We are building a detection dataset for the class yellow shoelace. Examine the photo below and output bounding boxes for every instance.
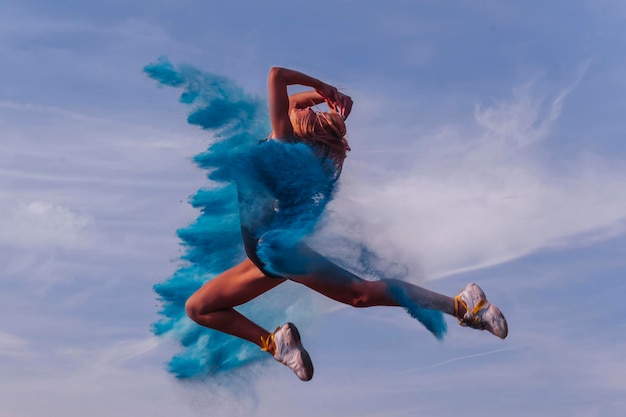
[260,332,276,355]
[454,295,487,328]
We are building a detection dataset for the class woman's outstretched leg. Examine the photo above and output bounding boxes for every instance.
[284,245,507,339]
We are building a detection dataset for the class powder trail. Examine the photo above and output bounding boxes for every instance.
[145,58,445,379]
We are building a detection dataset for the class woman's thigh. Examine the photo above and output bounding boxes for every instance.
[285,245,390,307]
[187,258,286,314]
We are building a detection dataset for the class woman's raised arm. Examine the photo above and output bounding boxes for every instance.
[268,67,352,138]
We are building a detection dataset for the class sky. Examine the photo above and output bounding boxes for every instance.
[1,0,626,416]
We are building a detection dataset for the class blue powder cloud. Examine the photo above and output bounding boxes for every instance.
[145,57,274,378]
[145,58,445,379]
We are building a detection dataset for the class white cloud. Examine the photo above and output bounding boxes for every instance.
[0,98,205,260]
[474,80,562,147]
[475,59,591,148]
[329,67,626,280]
[0,330,29,357]
[58,337,162,372]
[0,363,195,417]
[0,199,89,248]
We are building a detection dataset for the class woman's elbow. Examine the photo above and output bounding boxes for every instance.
[268,66,285,82]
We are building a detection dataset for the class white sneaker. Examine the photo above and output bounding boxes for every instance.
[266,323,314,381]
[455,283,508,339]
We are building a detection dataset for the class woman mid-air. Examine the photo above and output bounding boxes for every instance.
[184,67,508,382]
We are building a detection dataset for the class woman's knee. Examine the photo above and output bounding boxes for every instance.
[185,294,214,323]
[184,296,198,322]
[348,281,379,308]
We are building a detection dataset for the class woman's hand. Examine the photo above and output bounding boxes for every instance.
[316,83,353,120]
[333,91,353,120]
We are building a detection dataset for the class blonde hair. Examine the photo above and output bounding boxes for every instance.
[289,109,351,168]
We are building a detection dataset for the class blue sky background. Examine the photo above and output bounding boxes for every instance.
[1,0,625,416]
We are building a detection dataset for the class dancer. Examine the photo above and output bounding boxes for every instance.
[184,67,508,382]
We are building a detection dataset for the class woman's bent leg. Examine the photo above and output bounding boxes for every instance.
[185,259,286,348]
[185,258,316,380]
